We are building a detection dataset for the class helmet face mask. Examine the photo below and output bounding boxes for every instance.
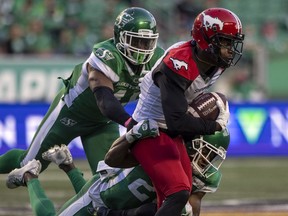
[192,8,245,68]
[192,138,226,178]
[117,29,159,64]
[210,33,244,67]
[114,7,159,65]
[190,128,230,178]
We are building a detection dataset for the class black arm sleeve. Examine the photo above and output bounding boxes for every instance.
[154,66,217,138]
[93,86,130,126]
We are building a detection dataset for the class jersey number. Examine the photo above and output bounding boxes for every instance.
[128,179,154,202]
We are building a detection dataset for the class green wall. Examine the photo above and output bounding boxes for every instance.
[267,55,288,99]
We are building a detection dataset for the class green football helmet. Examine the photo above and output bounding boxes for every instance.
[190,128,230,178]
[114,7,159,65]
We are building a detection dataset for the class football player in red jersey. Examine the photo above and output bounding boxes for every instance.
[119,7,244,216]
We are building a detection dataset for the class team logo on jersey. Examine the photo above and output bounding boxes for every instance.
[115,12,134,28]
[170,57,188,71]
[95,48,114,60]
[60,117,77,127]
[202,12,224,31]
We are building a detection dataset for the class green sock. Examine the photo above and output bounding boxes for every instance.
[27,179,56,216]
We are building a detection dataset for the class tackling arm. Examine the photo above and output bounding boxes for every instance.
[105,134,139,168]
[105,119,160,168]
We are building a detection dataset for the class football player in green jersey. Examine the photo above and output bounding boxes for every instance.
[185,128,230,216]
[6,119,159,216]
[0,7,165,186]
[105,126,230,216]
[6,119,230,216]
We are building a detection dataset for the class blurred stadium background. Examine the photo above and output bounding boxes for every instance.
[1,0,288,215]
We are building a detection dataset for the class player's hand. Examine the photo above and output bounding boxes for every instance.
[126,119,159,143]
[215,100,230,131]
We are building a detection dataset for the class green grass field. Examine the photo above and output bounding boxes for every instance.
[0,157,288,216]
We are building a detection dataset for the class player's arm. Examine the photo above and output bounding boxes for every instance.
[105,119,159,168]
[189,192,206,216]
[153,65,222,137]
[105,135,139,168]
[87,63,131,127]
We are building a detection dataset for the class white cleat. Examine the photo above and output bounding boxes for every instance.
[6,159,41,189]
[42,144,73,166]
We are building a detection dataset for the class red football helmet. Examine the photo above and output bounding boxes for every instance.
[191,8,245,67]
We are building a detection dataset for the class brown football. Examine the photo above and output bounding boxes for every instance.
[188,92,227,120]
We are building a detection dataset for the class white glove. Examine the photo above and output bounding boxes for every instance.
[216,100,230,131]
[126,119,159,143]
[181,202,193,216]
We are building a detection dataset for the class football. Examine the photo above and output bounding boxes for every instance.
[188,92,227,120]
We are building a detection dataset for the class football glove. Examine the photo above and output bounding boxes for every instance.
[126,119,159,143]
[215,100,230,131]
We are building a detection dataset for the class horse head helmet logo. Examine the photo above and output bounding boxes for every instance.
[202,12,224,31]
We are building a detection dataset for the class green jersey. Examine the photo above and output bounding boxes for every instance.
[89,165,221,210]
[34,163,221,216]
[62,38,164,123]
[89,165,156,210]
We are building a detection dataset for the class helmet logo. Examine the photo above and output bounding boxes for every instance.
[202,12,224,31]
[170,57,188,70]
[116,12,134,28]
